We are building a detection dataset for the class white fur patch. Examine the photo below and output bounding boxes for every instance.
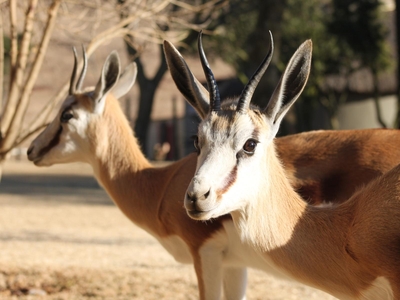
[360,277,393,300]
[156,235,193,264]
[220,220,293,281]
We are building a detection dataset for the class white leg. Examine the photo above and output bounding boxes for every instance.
[195,245,224,300]
[222,267,247,300]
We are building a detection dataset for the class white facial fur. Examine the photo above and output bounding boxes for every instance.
[185,109,272,220]
[174,37,312,221]
[27,95,97,166]
[28,51,137,168]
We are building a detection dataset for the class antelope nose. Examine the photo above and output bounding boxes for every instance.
[27,145,33,156]
[186,189,210,209]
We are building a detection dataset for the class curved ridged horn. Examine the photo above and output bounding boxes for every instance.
[198,31,221,112]
[69,46,88,95]
[236,31,274,113]
[69,47,79,95]
[75,45,88,91]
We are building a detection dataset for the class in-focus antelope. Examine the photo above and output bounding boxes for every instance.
[27,45,400,300]
[180,32,400,299]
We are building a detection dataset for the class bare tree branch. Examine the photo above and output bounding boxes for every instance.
[2,0,38,137]
[92,0,171,44]
[169,0,225,13]
[8,0,18,82]
[0,11,4,117]
[2,0,61,152]
[0,0,228,159]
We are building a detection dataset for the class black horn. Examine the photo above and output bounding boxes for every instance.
[198,31,221,112]
[236,31,274,113]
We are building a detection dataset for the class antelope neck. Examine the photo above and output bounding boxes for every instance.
[231,143,307,251]
[232,142,362,296]
[88,101,162,233]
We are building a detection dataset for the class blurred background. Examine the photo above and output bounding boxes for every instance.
[0,1,397,298]
[0,0,398,162]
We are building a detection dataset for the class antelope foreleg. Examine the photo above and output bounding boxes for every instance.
[222,267,247,300]
[193,248,223,300]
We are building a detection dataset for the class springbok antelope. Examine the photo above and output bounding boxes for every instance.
[27,46,400,300]
[180,32,400,299]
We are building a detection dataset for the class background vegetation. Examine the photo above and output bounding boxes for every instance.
[0,0,396,160]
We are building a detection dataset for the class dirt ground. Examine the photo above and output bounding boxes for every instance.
[0,159,337,300]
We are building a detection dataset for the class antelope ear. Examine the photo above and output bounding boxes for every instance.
[264,40,312,138]
[112,62,137,99]
[163,40,210,119]
[92,51,121,114]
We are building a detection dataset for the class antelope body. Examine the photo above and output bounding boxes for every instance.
[28,46,400,299]
[179,32,400,299]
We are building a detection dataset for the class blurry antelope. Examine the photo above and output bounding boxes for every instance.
[179,31,400,299]
[27,43,400,299]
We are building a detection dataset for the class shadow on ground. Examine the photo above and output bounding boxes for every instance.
[0,173,112,206]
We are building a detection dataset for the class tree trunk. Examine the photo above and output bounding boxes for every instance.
[125,43,168,154]
[395,0,400,128]
[372,70,387,128]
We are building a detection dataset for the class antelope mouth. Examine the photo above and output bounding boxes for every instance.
[27,153,46,166]
[27,153,40,163]
[27,145,42,165]
[185,192,223,221]
[187,207,217,221]
[31,156,43,166]
[187,209,210,220]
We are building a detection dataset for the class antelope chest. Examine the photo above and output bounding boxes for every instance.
[219,220,294,281]
[156,235,193,264]
[358,276,393,300]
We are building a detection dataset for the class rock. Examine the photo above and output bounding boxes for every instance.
[28,288,47,296]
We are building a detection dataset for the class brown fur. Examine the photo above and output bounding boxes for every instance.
[31,92,400,299]
[276,129,400,204]
[93,96,400,298]
[262,142,400,298]
[205,109,400,298]
[164,36,400,298]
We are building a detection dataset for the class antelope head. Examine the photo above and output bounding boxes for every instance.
[164,32,312,220]
[27,48,137,166]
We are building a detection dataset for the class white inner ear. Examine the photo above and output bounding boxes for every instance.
[269,119,281,140]
[93,93,107,115]
[112,63,137,99]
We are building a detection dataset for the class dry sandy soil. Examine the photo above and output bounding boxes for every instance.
[0,159,337,300]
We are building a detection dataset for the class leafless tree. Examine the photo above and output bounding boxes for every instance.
[0,0,224,173]
[119,0,228,154]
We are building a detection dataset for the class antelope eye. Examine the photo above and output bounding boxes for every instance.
[193,135,200,153]
[243,139,258,154]
[60,110,73,123]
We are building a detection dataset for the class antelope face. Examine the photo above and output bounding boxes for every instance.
[185,109,271,220]
[27,47,137,167]
[27,93,96,166]
[165,31,312,221]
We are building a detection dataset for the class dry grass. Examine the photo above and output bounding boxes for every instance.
[0,160,336,300]
[0,265,200,299]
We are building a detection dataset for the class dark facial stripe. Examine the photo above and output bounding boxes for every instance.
[62,99,78,113]
[38,126,63,158]
[216,165,238,198]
